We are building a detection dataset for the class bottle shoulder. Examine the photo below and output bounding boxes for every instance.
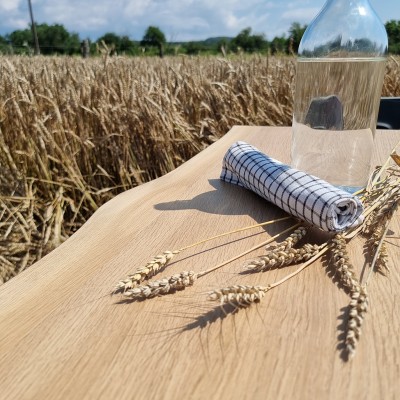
[299,0,388,57]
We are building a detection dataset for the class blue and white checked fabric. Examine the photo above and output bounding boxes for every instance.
[220,141,364,232]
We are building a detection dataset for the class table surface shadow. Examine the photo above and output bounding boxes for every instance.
[1,126,399,400]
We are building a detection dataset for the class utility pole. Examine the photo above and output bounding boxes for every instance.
[27,0,40,55]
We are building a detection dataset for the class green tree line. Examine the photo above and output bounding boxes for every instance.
[1,20,400,56]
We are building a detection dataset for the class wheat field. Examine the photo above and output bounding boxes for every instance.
[1,54,399,284]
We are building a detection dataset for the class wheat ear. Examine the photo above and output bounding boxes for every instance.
[208,285,270,307]
[346,286,368,359]
[365,197,398,281]
[266,226,307,251]
[331,234,360,292]
[123,271,196,299]
[246,243,321,272]
[113,250,179,294]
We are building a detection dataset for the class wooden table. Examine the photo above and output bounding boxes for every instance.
[1,127,399,400]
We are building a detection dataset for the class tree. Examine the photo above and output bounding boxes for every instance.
[230,27,267,53]
[270,36,288,55]
[385,20,400,54]
[141,26,166,57]
[183,41,207,55]
[119,35,138,55]
[97,32,121,55]
[288,22,308,53]
[96,33,138,55]
[0,35,10,53]
[36,23,79,54]
[7,29,32,54]
[7,23,80,55]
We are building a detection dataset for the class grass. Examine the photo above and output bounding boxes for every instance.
[1,54,400,284]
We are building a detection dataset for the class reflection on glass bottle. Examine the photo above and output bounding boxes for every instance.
[291,0,388,192]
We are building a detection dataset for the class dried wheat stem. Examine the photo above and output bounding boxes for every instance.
[361,184,399,222]
[370,139,400,187]
[363,197,398,285]
[208,285,270,306]
[197,223,301,278]
[346,285,369,359]
[376,242,390,274]
[123,270,196,299]
[363,188,400,233]
[178,216,291,252]
[364,221,391,286]
[366,226,390,272]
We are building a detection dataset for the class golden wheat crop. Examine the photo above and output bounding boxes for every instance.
[1,54,399,284]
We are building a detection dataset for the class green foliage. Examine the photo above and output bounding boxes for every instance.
[120,35,139,55]
[288,22,307,53]
[230,27,268,53]
[386,20,400,54]
[270,36,288,55]
[97,33,138,55]
[7,23,80,55]
[0,35,10,53]
[5,18,400,57]
[38,24,72,54]
[182,41,208,55]
[7,29,32,54]
[141,26,166,57]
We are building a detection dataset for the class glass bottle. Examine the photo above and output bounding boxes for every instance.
[291,0,388,192]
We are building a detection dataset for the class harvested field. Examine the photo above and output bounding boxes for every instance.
[1,54,400,283]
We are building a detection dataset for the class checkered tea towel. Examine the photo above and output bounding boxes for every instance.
[220,141,364,232]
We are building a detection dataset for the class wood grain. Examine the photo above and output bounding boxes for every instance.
[1,127,399,400]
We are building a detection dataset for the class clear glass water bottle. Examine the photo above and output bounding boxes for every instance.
[291,0,388,192]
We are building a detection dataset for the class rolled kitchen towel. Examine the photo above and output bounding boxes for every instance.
[220,141,364,232]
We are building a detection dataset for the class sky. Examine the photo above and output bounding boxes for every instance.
[0,0,398,42]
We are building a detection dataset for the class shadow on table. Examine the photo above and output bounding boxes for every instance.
[154,178,287,222]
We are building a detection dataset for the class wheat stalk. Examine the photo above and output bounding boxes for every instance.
[366,228,390,275]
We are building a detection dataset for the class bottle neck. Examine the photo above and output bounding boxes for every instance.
[317,0,374,23]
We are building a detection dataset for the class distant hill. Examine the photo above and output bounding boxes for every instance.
[170,37,233,46]
[203,37,233,45]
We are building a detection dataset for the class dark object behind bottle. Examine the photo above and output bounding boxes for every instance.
[377,97,400,129]
[305,95,344,130]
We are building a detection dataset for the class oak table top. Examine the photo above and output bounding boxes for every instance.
[1,127,399,400]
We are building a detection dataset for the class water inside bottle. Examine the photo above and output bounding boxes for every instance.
[291,58,386,192]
